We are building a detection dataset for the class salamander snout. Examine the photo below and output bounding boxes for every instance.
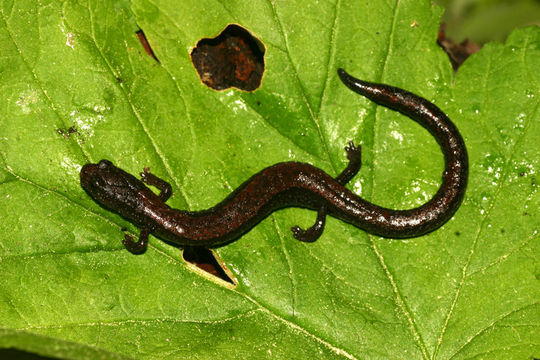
[80,163,98,191]
[80,160,116,195]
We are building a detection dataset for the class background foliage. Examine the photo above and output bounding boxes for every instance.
[436,0,540,44]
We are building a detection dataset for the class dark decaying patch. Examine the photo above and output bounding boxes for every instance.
[182,246,235,284]
[191,24,265,91]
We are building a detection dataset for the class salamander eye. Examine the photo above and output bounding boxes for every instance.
[98,160,113,169]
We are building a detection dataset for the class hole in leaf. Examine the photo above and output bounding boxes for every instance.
[182,247,234,285]
[136,29,159,62]
[191,24,265,91]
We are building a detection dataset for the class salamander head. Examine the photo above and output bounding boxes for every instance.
[80,159,140,210]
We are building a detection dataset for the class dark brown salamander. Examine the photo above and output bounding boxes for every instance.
[80,68,468,253]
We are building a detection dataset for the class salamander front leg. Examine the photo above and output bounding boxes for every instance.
[122,228,149,254]
[291,142,362,242]
[140,167,172,201]
[336,141,362,184]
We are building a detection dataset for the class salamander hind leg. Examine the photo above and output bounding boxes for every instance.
[122,228,150,254]
[291,205,327,242]
[140,167,172,202]
[290,141,362,242]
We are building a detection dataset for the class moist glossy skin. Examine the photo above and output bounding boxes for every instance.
[80,68,468,253]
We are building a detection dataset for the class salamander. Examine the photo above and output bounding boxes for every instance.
[80,68,468,253]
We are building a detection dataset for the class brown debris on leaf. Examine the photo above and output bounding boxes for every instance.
[438,23,481,71]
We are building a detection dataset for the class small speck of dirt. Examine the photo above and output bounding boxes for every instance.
[56,126,77,139]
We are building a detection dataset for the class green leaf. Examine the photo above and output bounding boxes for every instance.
[1,0,538,359]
